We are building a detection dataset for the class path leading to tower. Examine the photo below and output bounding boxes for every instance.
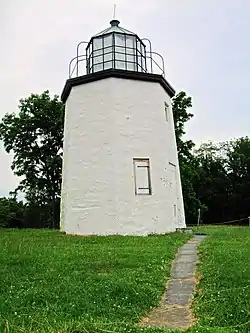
[139,234,207,331]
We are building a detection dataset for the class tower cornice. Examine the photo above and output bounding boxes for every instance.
[61,69,175,103]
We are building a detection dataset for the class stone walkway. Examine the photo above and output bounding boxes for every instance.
[139,235,206,331]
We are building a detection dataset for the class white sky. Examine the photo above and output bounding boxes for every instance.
[1,0,250,196]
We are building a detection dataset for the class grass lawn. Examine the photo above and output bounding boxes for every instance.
[0,229,190,333]
[1,227,250,333]
[189,226,250,333]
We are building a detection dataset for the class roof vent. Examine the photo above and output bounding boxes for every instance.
[110,19,120,27]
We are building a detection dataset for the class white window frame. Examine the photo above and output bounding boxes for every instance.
[133,158,152,195]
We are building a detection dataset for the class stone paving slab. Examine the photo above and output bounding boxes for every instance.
[165,279,195,306]
[139,234,207,331]
[180,243,197,250]
[178,248,196,255]
[175,254,198,263]
[172,261,196,279]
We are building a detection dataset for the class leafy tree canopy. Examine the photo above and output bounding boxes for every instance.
[0,91,64,228]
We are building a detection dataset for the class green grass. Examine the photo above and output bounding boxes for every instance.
[0,229,190,333]
[188,226,250,333]
[1,227,250,333]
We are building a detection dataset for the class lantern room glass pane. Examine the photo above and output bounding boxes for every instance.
[104,46,112,54]
[103,35,112,48]
[126,35,136,48]
[127,54,135,63]
[93,38,102,50]
[116,53,125,61]
[115,34,126,47]
[115,46,124,53]
[104,52,112,62]
[115,61,126,70]
[127,62,136,71]
[93,63,103,72]
[93,55,102,65]
[127,48,135,55]
[93,49,102,56]
[104,61,112,70]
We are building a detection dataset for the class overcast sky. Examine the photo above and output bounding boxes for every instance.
[1,0,250,197]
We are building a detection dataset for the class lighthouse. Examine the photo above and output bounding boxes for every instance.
[60,19,186,235]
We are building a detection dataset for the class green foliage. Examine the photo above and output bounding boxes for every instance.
[172,91,194,161]
[172,91,202,224]
[0,229,190,333]
[191,227,250,333]
[172,92,250,225]
[226,137,250,219]
[0,91,64,228]
[0,198,24,228]
[194,138,250,224]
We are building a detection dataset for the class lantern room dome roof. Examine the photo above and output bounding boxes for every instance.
[93,20,136,37]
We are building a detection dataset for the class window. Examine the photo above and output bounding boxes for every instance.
[133,158,152,195]
[164,102,169,121]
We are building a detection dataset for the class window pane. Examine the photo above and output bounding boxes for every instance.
[103,35,112,48]
[127,54,135,62]
[126,47,135,55]
[93,63,103,72]
[93,55,103,65]
[126,35,136,48]
[93,49,103,56]
[115,34,126,47]
[127,62,136,71]
[115,46,124,53]
[115,52,125,61]
[104,61,112,70]
[104,52,112,62]
[93,37,102,50]
[115,60,126,70]
[104,46,113,54]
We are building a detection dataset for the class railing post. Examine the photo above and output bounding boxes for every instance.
[76,41,88,77]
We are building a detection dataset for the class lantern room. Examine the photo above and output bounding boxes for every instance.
[86,19,147,74]
[68,20,166,79]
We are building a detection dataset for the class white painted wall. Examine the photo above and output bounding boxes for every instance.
[60,77,186,235]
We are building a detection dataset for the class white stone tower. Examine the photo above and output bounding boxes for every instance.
[60,19,186,235]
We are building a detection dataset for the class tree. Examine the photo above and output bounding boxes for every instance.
[172,91,203,224]
[0,91,64,228]
[192,138,250,225]
[172,91,194,162]
[0,197,25,228]
[194,142,230,224]
[225,137,250,221]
